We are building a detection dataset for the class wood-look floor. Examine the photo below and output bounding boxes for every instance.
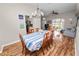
[0,36,75,56]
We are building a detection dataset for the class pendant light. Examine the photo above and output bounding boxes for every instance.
[31,4,44,17]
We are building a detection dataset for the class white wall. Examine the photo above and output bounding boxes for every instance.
[74,4,79,55]
[76,4,79,15]
[0,4,35,50]
[75,19,79,56]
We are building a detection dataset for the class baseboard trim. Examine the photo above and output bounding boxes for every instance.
[0,40,20,53]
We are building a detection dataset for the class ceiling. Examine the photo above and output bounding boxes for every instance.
[25,3,77,15]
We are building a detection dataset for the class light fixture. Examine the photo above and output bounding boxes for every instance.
[43,17,46,20]
[31,7,44,17]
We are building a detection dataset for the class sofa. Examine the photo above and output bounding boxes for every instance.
[63,28,76,38]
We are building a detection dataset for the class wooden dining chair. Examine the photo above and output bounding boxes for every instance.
[39,31,53,55]
[36,28,39,32]
[46,31,53,47]
[19,33,30,55]
[19,33,40,56]
[34,32,49,55]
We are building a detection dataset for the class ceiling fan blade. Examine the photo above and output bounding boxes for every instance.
[52,10,58,15]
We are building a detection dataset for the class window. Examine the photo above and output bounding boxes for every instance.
[52,18,64,31]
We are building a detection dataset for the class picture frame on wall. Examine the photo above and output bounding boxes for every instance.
[18,14,24,20]
[20,23,25,29]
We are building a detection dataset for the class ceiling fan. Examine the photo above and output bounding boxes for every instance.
[52,10,59,15]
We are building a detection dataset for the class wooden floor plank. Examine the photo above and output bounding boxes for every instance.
[0,36,75,56]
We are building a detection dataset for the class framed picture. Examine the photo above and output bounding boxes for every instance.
[20,23,24,29]
[18,15,24,20]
